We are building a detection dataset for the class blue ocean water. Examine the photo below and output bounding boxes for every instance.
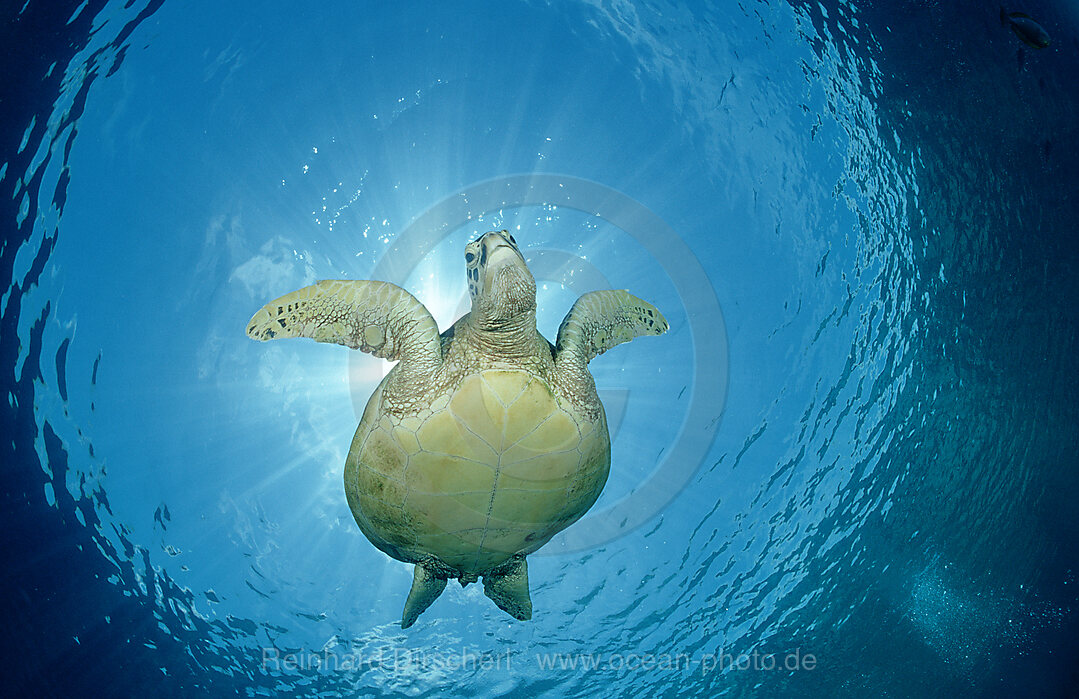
[3,0,1079,696]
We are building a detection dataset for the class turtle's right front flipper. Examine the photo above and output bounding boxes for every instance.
[247,280,442,373]
[555,289,668,366]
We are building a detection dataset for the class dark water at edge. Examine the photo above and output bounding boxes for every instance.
[788,1,1079,695]
[1,2,242,695]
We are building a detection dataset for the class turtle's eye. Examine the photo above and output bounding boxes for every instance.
[465,252,476,264]
[508,234,517,246]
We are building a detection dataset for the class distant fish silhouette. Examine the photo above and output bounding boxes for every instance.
[1000,8,1050,48]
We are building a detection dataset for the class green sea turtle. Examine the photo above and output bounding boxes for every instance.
[246,230,667,627]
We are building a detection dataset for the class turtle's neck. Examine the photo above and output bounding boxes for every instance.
[462,310,542,364]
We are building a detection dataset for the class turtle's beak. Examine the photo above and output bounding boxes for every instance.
[487,243,522,266]
[480,232,526,274]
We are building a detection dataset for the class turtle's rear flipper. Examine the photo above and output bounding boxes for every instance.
[483,557,533,621]
[401,563,447,629]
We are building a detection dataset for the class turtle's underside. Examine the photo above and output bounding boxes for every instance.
[247,230,667,627]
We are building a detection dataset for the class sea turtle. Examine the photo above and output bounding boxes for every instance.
[1000,8,1050,49]
[246,230,667,627]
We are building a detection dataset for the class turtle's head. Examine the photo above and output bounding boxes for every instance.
[464,230,536,327]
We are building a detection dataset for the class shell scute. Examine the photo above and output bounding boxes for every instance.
[415,409,497,462]
[405,453,495,494]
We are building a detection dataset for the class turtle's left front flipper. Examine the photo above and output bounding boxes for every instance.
[554,290,668,367]
[246,280,442,377]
